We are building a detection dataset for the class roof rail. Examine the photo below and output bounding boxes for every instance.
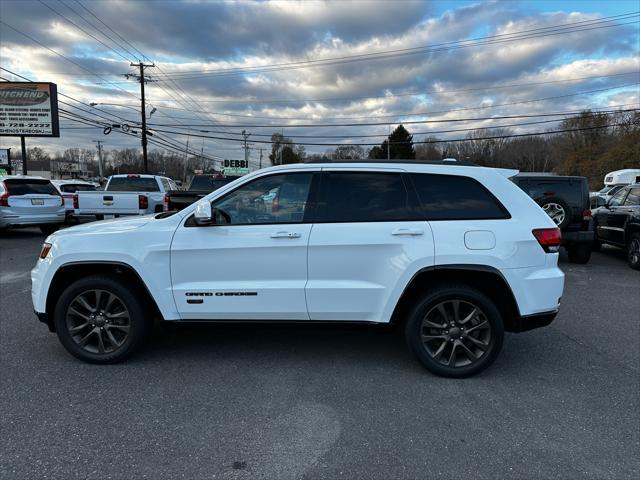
[303,159,480,167]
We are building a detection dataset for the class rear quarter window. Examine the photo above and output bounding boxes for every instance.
[4,179,58,195]
[410,174,509,220]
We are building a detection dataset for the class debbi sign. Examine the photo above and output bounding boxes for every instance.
[223,159,250,176]
[0,82,60,137]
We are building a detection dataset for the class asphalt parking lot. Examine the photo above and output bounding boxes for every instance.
[1,226,638,480]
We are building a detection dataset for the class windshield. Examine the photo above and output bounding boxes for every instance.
[107,177,159,192]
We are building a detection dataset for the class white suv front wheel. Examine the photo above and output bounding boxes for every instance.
[405,285,504,378]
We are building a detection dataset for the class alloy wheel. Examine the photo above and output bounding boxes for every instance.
[420,300,492,368]
[65,289,131,354]
[542,203,566,226]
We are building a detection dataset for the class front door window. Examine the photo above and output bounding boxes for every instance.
[211,173,312,225]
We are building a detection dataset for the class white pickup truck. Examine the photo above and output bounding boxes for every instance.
[74,174,178,219]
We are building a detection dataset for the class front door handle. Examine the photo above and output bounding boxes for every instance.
[270,231,301,238]
[391,228,424,236]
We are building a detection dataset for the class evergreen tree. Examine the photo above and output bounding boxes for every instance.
[368,125,415,160]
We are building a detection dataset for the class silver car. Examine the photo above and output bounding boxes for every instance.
[0,176,65,234]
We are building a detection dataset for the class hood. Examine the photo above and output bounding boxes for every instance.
[48,215,152,240]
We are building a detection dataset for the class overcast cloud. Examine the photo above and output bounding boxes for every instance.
[0,0,638,167]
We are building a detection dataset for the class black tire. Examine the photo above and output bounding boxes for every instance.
[404,284,504,378]
[538,196,571,229]
[39,224,59,235]
[53,274,151,363]
[95,214,104,221]
[627,233,640,270]
[567,243,592,264]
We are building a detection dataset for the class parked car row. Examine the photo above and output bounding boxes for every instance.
[3,168,638,270]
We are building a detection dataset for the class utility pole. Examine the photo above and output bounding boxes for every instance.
[93,140,104,180]
[259,148,263,169]
[129,62,154,173]
[241,130,251,167]
[387,124,391,161]
[21,136,27,175]
[182,134,190,183]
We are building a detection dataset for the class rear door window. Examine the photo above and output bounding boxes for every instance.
[411,174,509,220]
[4,179,58,195]
[107,177,160,192]
[317,172,415,222]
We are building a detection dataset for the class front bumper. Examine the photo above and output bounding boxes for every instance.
[510,309,558,333]
[36,311,55,332]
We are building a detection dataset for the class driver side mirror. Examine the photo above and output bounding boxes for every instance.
[194,201,230,226]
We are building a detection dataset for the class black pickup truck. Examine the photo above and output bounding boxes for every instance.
[166,174,240,211]
[592,184,640,270]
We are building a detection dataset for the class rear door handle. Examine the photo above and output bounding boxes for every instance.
[270,231,301,238]
[391,228,424,236]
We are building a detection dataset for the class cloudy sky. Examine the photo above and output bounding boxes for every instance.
[0,0,638,169]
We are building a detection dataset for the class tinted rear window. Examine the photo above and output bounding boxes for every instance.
[411,174,509,220]
[318,172,414,222]
[515,177,586,207]
[190,176,235,191]
[5,179,57,195]
[60,184,96,193]
[107,177,159,192]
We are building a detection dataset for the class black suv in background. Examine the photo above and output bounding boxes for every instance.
[512,175,593,263]
[166,174,240,211]
[592,184,640,270]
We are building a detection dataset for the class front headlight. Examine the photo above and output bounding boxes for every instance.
[39,242,52,259]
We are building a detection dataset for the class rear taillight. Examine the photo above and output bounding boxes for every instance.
[163,194,169,211]
[138,194,148,210]
[73,193,79,209]
[582,209,592,221]
[58,193,64,206]
[0,182,8,207]
[532,228,562,253]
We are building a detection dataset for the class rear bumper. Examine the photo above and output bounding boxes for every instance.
[0,212,65,227]
[510,309,558,333]
[563,230,593,245]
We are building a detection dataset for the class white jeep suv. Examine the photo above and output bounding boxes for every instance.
[32,162,564,377]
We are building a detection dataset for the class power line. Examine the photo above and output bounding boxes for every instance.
[146,108,639,129]
[145,121,638,147]
[147,82,640,122]
[0,20,139,100]
[122,13,640,81]
[148,71,640,106]
[141,109,637,139]
[36,0,134,62]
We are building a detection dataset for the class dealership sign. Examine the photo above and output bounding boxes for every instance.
[0,82,60,137]
[223,159,250,176]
